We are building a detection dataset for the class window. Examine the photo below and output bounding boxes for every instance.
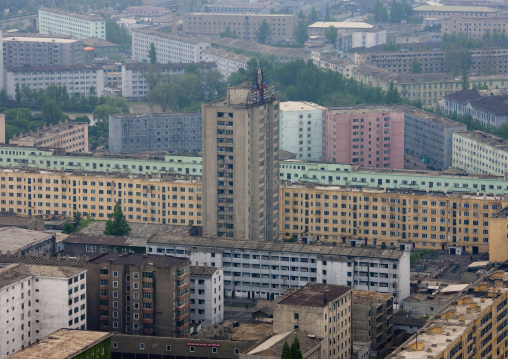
[166,345,171,351]
[212,348,218,353]
[113,342,118,349]
[190,347,195,352]
[140,343,145,350]
[294,313,299,320]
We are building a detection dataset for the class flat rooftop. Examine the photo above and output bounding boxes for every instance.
[78,221,192,239]
[454,130,508,150]
[277,284,351,307]
[12,122,87,141]
[327,104,407,115]
[0,227,53,254]
[247,330,324,355]
[353,289,393,302]
[63,234,146,248]
[280,101,326,112]
[309,21,373,29]
[4,36,79,43]
[88,253,188,268]
[0,263,84,288]
[7,329,111,359]
[39,7,104,21]
[413,4,498,12]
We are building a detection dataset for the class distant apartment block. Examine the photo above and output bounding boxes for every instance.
[85,253,191,337]
[183,13,297,42]
[0,32,3,90]
[442,14,508,38]
[38,8,106,40]
[413,4,499,18]
[121,62,217,99]
[2,35,84,67]
[444,89,508,127]
[0,263,87,358]
[402,105,466,169]
[312,51,358,78]
[322,105,404,169]
[10,121,88,153]
[308,21,374,37]
[126,6,166,17]
[452,131,508,175]
[132,27,210,64]
[109,113,202,154]
[279,101,325,161]
[337,29,387,52]
[5,64,104,98]
[190,265,224,325]
[204,3,266,14]
[202,47,250,80]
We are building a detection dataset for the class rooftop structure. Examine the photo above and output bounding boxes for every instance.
[0,253,85,268]
[278,283,351,307]
[87,252,188,267]
[190,265,218,277]
[0,227,54,255]
[78,221,195,238]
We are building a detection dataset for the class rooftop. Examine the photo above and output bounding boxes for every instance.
[247,330,324,356]
[110,112,200,119]
[413,4,499,12]
[0,227,53,254]
[277,284,351,307]
[124,61,217,71]
[78,221,193,239]
[87,253,188,268]
[0,253,85,267]
[0,263,84,288]
[11,122,87,141]
[212,37,311,59]
[203,47,252,62]
[188,12,295,17]
[327,104,407,115]
[133,27,210,44]
[191,265,218,276]
[352,289,393,302]
[399,104,467,127]
[3,36,79,44]
[7,329,111,359]
[444,89,508,115]
[39,7,104,21]
[6,64,103,72]
[454,130,508,150]
[309,21,374,29]
[63,234,146,248]
[83,37,120,47]
[280,101,326,112]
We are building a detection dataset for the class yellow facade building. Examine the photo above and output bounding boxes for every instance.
[488,208,508,262]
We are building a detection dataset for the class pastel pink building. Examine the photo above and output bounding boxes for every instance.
[323,105,404,169]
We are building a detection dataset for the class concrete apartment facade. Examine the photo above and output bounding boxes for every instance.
[442,14,508,39]
[131,27,210,64]
[2,35,84,67]
[202,82,279,241]
[280,101,325,162]
[121,62,217,99]
[126,6,166,17]
[190,266,224,325]
[273,284,352,359]
[202,47,250,80]
[322,106,404,169]
[308,22,373,37]
[0,264,87,359]
[38,8,106,40]
[5,65,104,98]
[452,131,508,175]
[109,113,202,154]
[183,13,297,42]
[85,253,191,337]
[10,121,88,153]
[147,235,410,304]
[403,105,467,170]
[413,4,499,18]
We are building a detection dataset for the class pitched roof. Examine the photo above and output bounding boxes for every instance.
[87,253,188,268]
[0,253,85,267]
[0,227,53,253]
[0,263,84,288]
[445,89,508,115]
[191,265,218,276]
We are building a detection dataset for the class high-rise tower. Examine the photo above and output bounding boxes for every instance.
[202,69,279,241]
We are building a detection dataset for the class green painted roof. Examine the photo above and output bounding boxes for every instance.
[413,5,498,12]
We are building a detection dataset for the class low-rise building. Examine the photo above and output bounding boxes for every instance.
[126,6,166,17]
[62,234,146,257]
[190,265,224,325]
[323,105,405,169]
[202,47,250,80]
[5,64,104,98]
[413,4,499,18]
[273,284,352,359]
[6,329,110,359]
[0,227,55,255]
[10,121,88,153]
[109,112,202,153]
[0,265,87,358]
[308,21,374,37]
[337,29,387,52]
[83,37,120,59]
[312,51,358,79]
[280,101,325,162]
[0,214,44,231]
[38,8,106,40]
[452,130,508,175]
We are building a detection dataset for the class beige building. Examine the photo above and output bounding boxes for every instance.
[273,284,352,359]
[10,121,88,153]
[183,13,297,43]
[202,81,279,241]
[488,207,508,263]
[442,15,508,39]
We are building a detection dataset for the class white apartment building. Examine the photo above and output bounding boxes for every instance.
[0,263,87,359]
[121,62,217,99]
[147,236,410,305]
[452,130,508,175]
[38,8,106,40]
[132,27,210,64]
[280,102,325,161]
[202,47,250,80]
[5,65,104,98]
[190,266,224,326]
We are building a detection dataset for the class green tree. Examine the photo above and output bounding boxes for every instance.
[148,42,157,64]
[324,4,333,21]
[290,337,303,359]
[308,7,318,23]
[62,221,76,234]
[461,68,469,90]
[220,26,237,38]
[15,83,21,105]
[411,57,422,73]
[325,25,338,45]
[386,82,400,103]
[281,341,291,359]
[373,0,388,23]
[297,10,306,19]
[105,18,132,51]
[104,202,131,236]
[42,99,65,125]
[294,20,309,45]
[255,20,271,44]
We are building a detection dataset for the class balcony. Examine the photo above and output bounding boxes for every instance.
[142,308,153,314]
[176,311,190,322]
[142,288,153,294]
[142,277,153,283]
[99,285,109,290]
[100,326,109,331]
[143,328,154,335]
[100,315,109,321]
[99,305,109,311]
[142,318,154,324]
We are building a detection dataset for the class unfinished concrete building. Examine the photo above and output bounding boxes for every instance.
[352,290,394,353]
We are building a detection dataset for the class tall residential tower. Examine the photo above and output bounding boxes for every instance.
[202,70,279,241]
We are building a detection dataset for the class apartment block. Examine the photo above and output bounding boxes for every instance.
[2,35,84,67]
[38,8,106,40]
[190,265,224,325]
[202,47,250,80]
[444,89,508,128]
[312,51,358,79]
[338,29,387,52]
[204,3,266,14]
[131,27,210,64]
[442,15,508,39]
[322,105,404,169]
[413,4,499,18]
[10,121,88,153]
[273,284,352,359]
[121,62,217,99]
[280,101,325,162]
[85,253,191,337]
[202,81,279,241]
[352,290,394,353]
[0,32,3,91]
[147,235,410,304]
[0,263,87,358]
[489,207,508,263]
[109,113,201,154]
[279,184,508,254]
[183,13,297,43]
[5,64,104,98]
[403,105,466,170]
[308,21,373,37]
[452,131,508,175]
[126,6,166,17]
[387,271,508,359]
